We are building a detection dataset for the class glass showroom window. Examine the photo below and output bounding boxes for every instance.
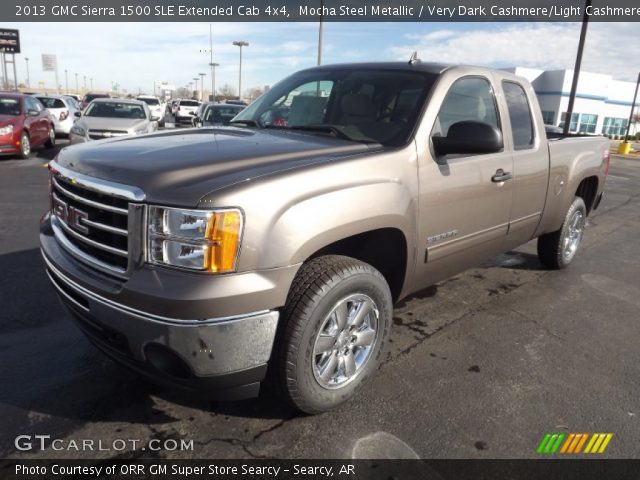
[579,114,598,133]
[560,112,579,132]
[541,111,555,125]
[602,117,628,136]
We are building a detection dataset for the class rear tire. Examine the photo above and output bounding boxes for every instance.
[537,196,587,269]
[275,255,392,414]
[45,126,56,149]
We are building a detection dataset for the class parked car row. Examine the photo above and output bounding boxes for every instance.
[0,92,56,158]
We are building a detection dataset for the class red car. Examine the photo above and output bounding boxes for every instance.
[80,92,110,111]
[0,92,55,158]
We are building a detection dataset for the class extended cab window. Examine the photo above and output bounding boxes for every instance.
[502,81,534,149]
[432,77,500,137]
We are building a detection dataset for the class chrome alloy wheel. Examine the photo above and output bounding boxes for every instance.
[21,134,30,156]
[312,294,379,389]
[563,209,585,262]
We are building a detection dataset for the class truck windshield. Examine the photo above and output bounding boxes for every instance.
[232,68,437,146]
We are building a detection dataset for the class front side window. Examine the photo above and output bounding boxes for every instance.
[233,69,437,146]
[432,76,500,137]
[502,81,534,149]
[25,96,42,112]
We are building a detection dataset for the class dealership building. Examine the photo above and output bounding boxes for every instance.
[505,67,638,136]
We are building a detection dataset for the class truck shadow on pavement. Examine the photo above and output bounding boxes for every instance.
[0,247,546,441]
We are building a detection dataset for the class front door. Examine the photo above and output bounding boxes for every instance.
[413,75,514,290]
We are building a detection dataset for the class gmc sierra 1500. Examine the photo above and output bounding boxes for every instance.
[40,62,609,413]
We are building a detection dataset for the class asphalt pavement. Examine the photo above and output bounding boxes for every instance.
[0,142,639,459]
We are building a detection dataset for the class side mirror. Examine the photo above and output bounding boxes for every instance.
[27,109,39,117]
[74,111,81,118]
[432,121,503,158]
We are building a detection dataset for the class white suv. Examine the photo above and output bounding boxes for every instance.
[174,99,200,125]
[136,95,165,126]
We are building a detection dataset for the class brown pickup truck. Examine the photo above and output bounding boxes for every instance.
[40,62,609,413]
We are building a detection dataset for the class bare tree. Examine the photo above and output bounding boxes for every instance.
[246,86,268,102]
[218,83,237,99]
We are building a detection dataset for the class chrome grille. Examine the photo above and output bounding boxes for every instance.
[88,129,129,140]
[49,161,145,278]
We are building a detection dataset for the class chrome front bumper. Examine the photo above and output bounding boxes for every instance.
[42,251,279,397]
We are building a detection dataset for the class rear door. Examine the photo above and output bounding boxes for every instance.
[414,74,514,289]
[498,78,549,248]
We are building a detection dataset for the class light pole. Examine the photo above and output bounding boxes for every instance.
[317,0,324,65]
[75,73,78,93]
[209,24,215,101]
[24,57,30,86]
[232,40,249,101]
[83,75,86,91]
[90,77,93,90]
[199,72,206,103]
[193,77,199,99]
[209,63,219,102]
[563,0,591,136]
[64,69,68,92]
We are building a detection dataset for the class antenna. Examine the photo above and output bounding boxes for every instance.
[408,51,421,65]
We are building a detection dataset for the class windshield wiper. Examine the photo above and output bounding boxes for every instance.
[228,119,262,128]
[285,124,356,142]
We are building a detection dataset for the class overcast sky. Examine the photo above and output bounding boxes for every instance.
[5,22,637,95]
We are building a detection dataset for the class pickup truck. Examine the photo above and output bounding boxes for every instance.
[40,62,609,414]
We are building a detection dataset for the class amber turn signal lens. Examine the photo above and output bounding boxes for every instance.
[205,210,242,273]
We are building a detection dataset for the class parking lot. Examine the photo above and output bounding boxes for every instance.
[0,140,639,460]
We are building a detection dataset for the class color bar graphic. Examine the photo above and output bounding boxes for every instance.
[537,433,613,454]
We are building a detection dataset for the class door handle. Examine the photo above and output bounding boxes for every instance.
[491,169,512,183]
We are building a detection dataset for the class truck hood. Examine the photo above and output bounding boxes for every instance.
[54,127,377,206]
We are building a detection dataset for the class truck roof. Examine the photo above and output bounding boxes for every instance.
[299,61,453,75]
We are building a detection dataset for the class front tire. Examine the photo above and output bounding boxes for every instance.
[276,255,392,414]
[18,131,31,159]
[537,196,587,269]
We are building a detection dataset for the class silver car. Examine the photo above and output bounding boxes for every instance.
[34,95,78,136]
[69,98,158,144]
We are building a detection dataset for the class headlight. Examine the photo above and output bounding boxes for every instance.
[148,207,243,273]
[0,124,14,135]
[70,124,86,136]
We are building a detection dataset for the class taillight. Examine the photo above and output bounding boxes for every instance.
[60,110,68,121]
[603,149,611,180]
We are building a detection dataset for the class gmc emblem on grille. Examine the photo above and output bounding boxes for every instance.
[52,195,89,234]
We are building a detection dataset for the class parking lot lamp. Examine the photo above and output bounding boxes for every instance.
[199,72,206,103]
[193,77,199,99]
[74,73,78,94]
[209,63,219,102]
[64,69,68,92]
[232,41,249,101]
[25,57,30,86]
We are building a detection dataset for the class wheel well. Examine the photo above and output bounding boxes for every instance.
[575,176,598,214]
[309,228,407,302]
